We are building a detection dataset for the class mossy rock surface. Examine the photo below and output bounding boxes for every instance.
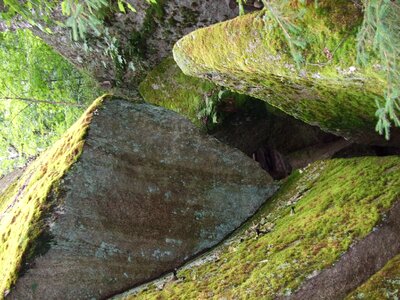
[114,156,400,299]
[139,57,216,126]
[0,94,107,298]
[173,1,399,145]
[139,57,346,180]
[139,57,345,176]
[139,57,275,132]
[346,253,400,299]
[1,95,276,299]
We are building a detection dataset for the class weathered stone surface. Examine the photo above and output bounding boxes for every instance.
[172,2,400,146]
[22,0,238,96]
[0,168,25,195]
[144,0,237,67]
[8,97,276,299]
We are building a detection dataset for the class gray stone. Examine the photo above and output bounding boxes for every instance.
[9,98,276,299]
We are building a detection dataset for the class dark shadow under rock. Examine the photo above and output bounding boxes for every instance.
[211,99,349,179]
[334,143,400,159]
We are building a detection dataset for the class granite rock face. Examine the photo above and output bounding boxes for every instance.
[9,98,276,299]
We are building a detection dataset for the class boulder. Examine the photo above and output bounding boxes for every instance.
[111,156,400,299]
[139,57,217,126]
[22,0,238,96]
[1,95,276,299]
[172,1,400,146]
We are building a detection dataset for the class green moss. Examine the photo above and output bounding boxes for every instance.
[0,94,111,297]
[173,1,387,140]
[139,57,216,126]
[111,0,166,87]
[128,0,166,58]
[121,156,400,299]
[346,254,400,299]
[139,57,267,130]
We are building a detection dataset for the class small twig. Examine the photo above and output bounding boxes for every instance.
[0,97,85,107]
[10,103,32,122]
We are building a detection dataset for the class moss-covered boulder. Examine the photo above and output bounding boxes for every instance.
[172,1,400,146]
[138,56,257,130]
[139,57,216,126]
[346,253,400,299]
[1,95,106,299]
[113,156,400,299]
[0,95,277,299]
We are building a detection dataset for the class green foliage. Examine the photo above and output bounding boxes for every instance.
[61,0,141,41]
[261,0,307,68]
[62,0,108,41]
[197,89,226,129]
[0,0,54,32]
[237,0,246,15]
[0,29,100,175]
[196,89,249,131]
[236,1,313,67]
[1,0,157,41]
[357,0,400,139]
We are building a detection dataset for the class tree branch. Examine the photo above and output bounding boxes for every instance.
[0,97,85,107]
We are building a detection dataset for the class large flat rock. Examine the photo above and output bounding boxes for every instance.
[7,97,276,299]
